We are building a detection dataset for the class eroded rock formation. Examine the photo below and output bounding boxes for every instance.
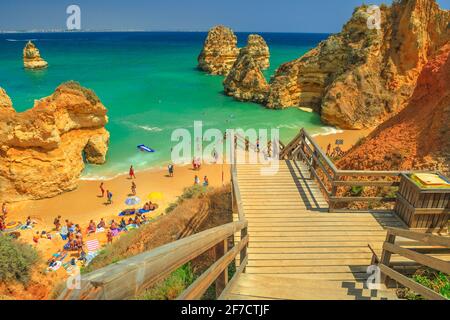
[338,44,450,175]
[0,82,110,202]
[197,26,240,75]
[245,34,270,70]
[23,41,48,69]
[0,88,14,112]
[223,52,269,103]
[266,0,449,129]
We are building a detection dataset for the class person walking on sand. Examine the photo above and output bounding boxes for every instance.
[100,182,105,197]
[168,164,174,177]
[131,181,137,196]
[107,229,113,244]
[194,175,200,185]
[203,176,209,187]
[107,190,113,204]
[129,165,136,179]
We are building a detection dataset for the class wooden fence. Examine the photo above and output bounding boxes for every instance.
[280,128,420,212]
[375,227,450,300]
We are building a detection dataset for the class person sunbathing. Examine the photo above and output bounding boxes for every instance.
[134,216,141,225]
[123,208,137,216]
[110,220,118,230]
[87,220,96,236]
[127,217,134,225]
[97,218,106,229]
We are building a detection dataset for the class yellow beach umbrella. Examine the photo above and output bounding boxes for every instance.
[147,192,164,201]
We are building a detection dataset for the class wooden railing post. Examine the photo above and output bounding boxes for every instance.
[240,226,248,273]
[380,231,396,287]
[329,173,338,212]
[215,239,229,298]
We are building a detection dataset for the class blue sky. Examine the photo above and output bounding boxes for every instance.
[0,0,449,33]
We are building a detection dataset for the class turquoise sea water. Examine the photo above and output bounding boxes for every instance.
[0,32,332,178]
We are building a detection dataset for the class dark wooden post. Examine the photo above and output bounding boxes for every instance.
[380,231,396,287]
[240,227,248,273]
[215,239,229,298]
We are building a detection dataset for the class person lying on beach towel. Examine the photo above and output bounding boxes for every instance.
[119,208,137,216]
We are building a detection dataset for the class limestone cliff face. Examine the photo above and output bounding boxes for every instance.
[223,52,269,103]
[245,34,270,70]
[23,41,48,69]
[0,82,110,202]
[266,0,449,129]
[338,44,450,175]
[197,26,240,75]
[0,88,14,112]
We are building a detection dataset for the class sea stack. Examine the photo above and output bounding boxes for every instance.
[266,0,450,129]
[244,34,270,70]
[0,82,110,202]
[223,52,269,103]
[23,40,48,69]
[198,25,240,75]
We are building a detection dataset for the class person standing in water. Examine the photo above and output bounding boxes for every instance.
[129,165,136,179]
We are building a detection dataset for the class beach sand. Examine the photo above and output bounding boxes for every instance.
[314,128,373,153]
[10,163,230,229]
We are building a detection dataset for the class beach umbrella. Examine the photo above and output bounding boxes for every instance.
[147,192,164,201]
[125,196,141,206]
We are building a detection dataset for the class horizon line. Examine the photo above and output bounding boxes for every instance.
[0,29,333,35]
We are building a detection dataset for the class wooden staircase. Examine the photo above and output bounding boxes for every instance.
[223,161,405,300]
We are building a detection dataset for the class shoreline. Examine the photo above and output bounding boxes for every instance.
[9,127,372,229]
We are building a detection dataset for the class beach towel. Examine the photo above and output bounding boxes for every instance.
[125,224,139,231]
[111,229,120,237]
[86,239,100,252]
[48,261,62,272]
[138,209,151,214]
[96,227,105,233]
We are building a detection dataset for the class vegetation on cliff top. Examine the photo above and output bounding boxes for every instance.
[0,235,40,285]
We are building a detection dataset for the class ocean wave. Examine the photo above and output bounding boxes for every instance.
[6,39,37,42]
[311,127,344,137]
[136,125,163,132]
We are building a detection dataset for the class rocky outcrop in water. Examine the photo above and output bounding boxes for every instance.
[338,44,450,175]
[0,82,110,202]
[266,0,449,129]
[23,41,48,69]
[197,26,240,75]
[223,52,269,103]
[245,34,270,70]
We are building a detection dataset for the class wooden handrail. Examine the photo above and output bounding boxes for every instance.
[280,128,436,212]
[59,220,248,300]
[376,228,450,300]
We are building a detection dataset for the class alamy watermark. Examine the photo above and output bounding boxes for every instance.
[66,5,81,30]
[171,121,280,176]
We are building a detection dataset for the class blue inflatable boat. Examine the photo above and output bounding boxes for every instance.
[137,144,156,153]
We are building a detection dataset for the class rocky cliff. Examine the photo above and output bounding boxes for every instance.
[0,82,110,202]
[266,0,449,129]
[0,88,14,112]
[197,26,240,75]
[23,41,48,69]
[337,44,450,175]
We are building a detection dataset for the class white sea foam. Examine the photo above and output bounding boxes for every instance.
[311,126,344,137]
[136,125,163,132]
[6,39,37,42]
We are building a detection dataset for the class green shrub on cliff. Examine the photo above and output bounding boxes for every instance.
[0,235,39,285]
